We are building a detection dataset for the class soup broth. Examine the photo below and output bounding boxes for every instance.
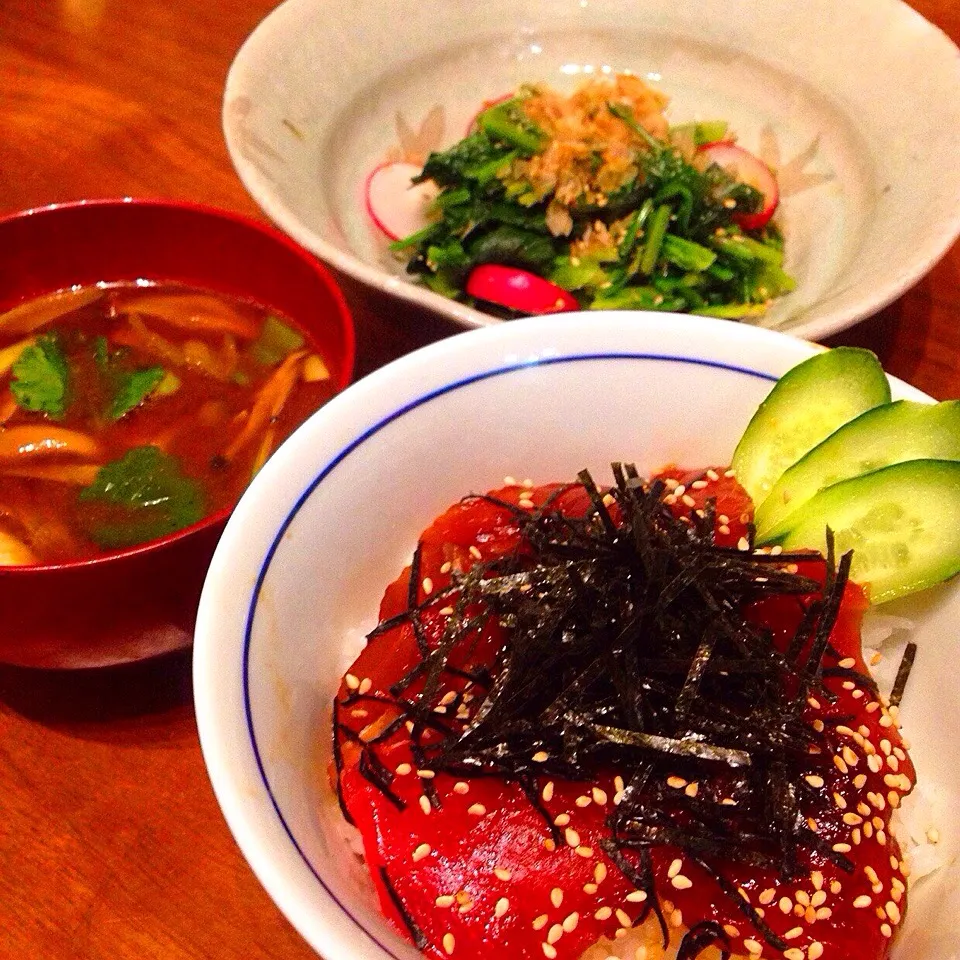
[0,282,337,564]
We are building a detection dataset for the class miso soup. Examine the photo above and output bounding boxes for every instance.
[0,283,337,564]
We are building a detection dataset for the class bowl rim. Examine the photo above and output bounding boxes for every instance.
[0,195,356,574]
[222,0,960,342]
[194,311,936,960]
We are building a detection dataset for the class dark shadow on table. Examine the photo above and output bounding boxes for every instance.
[0,645,194,736]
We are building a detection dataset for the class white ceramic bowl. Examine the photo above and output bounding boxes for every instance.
[223,0,960,341]
[195,312,959,960]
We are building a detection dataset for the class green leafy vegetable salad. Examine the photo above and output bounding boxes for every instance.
[381,74,794,319]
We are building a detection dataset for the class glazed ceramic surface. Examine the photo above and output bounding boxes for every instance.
[194,312,959,960]
[224,0,960,339]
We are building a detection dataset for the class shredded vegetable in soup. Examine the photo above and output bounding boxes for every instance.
[0,282,335,564]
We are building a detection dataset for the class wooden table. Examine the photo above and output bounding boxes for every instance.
[1,2,957,957]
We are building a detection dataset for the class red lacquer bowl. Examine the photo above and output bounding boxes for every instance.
[0,198,355,668]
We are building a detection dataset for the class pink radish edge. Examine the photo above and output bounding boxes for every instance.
[697,141,780,230]
[365,161,438,241]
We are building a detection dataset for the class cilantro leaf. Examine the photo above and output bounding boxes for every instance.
[10,334,70,418]
[78,446,205,548]
[110,366,165,420]
[92,335,165,420]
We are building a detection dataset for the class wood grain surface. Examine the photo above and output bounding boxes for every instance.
[1,1,957,958]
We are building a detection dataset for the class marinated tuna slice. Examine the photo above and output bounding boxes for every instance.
[335,468,913,960]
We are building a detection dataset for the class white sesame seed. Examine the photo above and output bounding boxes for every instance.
[494,867,512,881]
[532,751,549,763]
[442,933,455,955]
[595,863,607,883]
[575,795,592,808]
[358,677,373,695]
[551,888,564,908]
[412,843,431,862]
[532,914,549,930]
[615,908,632,928]
[594,906,613,921]
[542,782,555,802]
[419,795,432,815]
[542,943,557,959]
[626,890,647,903]
[880,923,893,939]
[666,775,687,789]
[436,895,455,907]
[592,786,608,805]
[784,949,805,960]
[779,897,792,914]
[784,926,803,940]
[468,803,486,816]
[928,827,941,844]
[554,814,571,827]
[583,883,598,894]
[853,895,871,908]
[743,939,762,956]
[417,769,436,779]
[563,912,579,933]
[565,828,581,847]
[804,775,825,788]
[495,897,509,919]
[421,577,434,595]
[469,545,482,560]
[440,561,453,574]
[808,942,824,960]
[671,875,693,890]
[453,781,469,794]
[575,845,594,858]
[547,924,564,945]
[395,763,412,776]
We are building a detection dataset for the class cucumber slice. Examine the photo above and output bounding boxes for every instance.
[732,347,890,507]
[765,459,960,604]
[754,400,960,538]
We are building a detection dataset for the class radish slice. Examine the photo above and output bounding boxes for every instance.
[697,141,779,230]
[465,265,579,315]
[365,161,438,241]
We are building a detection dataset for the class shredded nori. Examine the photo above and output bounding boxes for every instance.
[676,920,731,960]
[379,866,431,951]
[343,466,863,956]
[890,641,918,708]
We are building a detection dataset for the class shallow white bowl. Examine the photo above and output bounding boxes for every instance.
[223,0,960,341]
[194,312,959,960]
